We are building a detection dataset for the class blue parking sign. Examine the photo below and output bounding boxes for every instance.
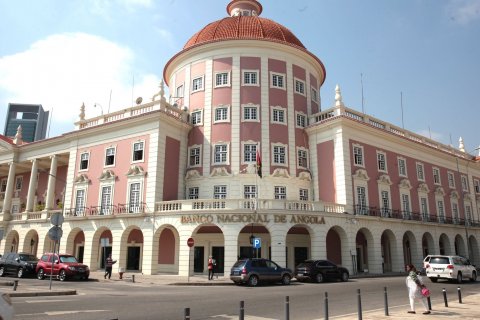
[253,238,261,249]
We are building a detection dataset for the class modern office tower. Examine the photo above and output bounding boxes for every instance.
[3,103,49,142]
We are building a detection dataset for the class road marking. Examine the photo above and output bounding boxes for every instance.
[24,299,72,303]
[16,310,110,316]
[210,315,276,320]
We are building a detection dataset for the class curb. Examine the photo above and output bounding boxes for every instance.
[8,290,77,297]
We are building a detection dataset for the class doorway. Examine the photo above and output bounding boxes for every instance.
[100,246,112,268]
[211,246,224,274]
[127,246,141,270]
[194,246,204,273]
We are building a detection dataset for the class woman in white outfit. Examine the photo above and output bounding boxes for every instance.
[405,264,430,314]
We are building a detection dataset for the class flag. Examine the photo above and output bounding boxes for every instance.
[256,148,262,178]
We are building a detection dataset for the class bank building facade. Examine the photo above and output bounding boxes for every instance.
[1,0,479,277]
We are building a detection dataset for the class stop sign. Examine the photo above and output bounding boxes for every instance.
[187,237,194,247]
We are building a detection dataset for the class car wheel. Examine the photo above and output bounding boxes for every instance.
[37,268,45,280]
[59,270,67,281]
[0,267,4,277]
[429,277,438,283]
[470,271,477,282]
[340,272,349,282]
[315,273,324,283]
[457,273,462,284]
[248,275,258,287]
[17,268,24,278]
[281,274,291,285]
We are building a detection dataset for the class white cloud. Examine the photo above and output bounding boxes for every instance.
[446,0,480,24]
[0,33,160,130]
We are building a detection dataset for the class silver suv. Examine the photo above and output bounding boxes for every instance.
[424,255,477,283]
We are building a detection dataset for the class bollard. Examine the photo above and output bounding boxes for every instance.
[285,296,290,320]
[457,287,462,304]
[384,287,389,316]
[442,288,448,307]
[13,280,18,291]
[427,296,432,311]
[324,292,329,320]
[357,289,363,320]
[132,274,135,283]
[239,300,244,320]
[184,307,190,320]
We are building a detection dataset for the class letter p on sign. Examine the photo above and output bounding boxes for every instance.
[253,238,261,249]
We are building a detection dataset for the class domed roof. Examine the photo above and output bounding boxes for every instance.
[183,16,305,50]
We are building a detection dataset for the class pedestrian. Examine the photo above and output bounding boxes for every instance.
[105,254,117,280]
[208,256,214,280]
[405,264,430,314]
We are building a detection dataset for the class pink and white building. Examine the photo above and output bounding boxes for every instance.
[1,0,479,276]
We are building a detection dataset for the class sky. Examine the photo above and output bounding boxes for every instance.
[0,0,479,154]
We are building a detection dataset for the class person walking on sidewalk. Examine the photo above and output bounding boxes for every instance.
[104,254,117,280]
[208,256,214,280]
[405,264,430,315]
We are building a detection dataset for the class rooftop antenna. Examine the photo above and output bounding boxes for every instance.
[428,126,432,140]
[131,75,135,108]
[360,73,365,114]
[47,107,53,138]
[107,89,112,114]
[400,91,404,129]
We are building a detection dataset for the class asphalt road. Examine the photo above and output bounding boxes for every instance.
[10,277,480,320]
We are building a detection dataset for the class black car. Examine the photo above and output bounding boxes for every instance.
[295,260,349,283]
[230,258,293,287]
[0,252,38,278]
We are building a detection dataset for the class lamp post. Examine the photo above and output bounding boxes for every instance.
[94,103,104,115]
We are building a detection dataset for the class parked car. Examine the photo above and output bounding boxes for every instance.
[0,253,38,278]
[230,258,293,287]
[36,253,89,281]
[295,260,349,283]
[423,255,477,283]
[0,290,14,320]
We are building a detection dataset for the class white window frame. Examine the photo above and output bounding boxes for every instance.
[132,140,145,163]
[0,178,7,193]
[398,157,407,177]
[74,189,86,215]
[377,152,387,172]
[244,185,257,199]
[192,76,204,92]
[104,146,116,167]
[99,184,114,215]
[274,186,286,200]
[213,105,230,123]
[294,78,306,96]
[311,87,318,102]
[356,186,368,215]
[214,185,227,199]
[420,197,429,220]
[295,112,307,128]
[461,175,468,191]
[416,162,425,181]
[188,187,199,199]
[127,182,142,213]
[474,179,480,193]
[271,106,287,125]
[242,104,259,122]
[353,144,364,167]
[14,176,23,191]
[297,147,308,169]
[214,71,230,88]
[299,188,308,201]
[401,192,411,218]
[380,190,391,217]
[437,200,445,222]
[447,171,455,188]
[213,143,229,165]
[191,110,203,126]
[433,167,441,185]
[188,144,202,168]
[242,70,259,86]
[465,204,472,223]
[175,84,184,98]
[242,142,258,164]
[270,72,286,90]
[272,143,287,166]
[452,201,459,223]
[79,152,90,171]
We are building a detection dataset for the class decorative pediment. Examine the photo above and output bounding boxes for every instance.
[450,190,459,199]
[398,178,412,190]
[463,192,472,201]
[417,183,430,193]
[352,169,370,181]
[99,170,116,181]
[210,167,231,177]
[298,171,312,181]
[245,163,257,174]
[185,169,201,180]
[74,173,90,184]
[377,174,392,185]
[435,186,445,197]
[272,168,290,178]
[126,165,146,177]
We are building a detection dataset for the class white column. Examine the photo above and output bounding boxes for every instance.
[270,230,286,267]
[25,159,38,212]
[45,155,58,210]
[310,229,326,260]
[2,162,16,215]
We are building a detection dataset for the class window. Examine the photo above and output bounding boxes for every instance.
[377,152,386,172]
[176,85,184,98]
[311,87,318,102]
[416,163,424,181]
[474,179,480,193]
[133,141,144,162]
[0,179,6,193]
[214,106,229,122]
[105,147,116,166]
[294,79,305,95]
[80,152,89,170]
[381,191,390,216]
[353,145,364,166]
[243,71,258,86]
[356,186,367,214]
[15,176,23,191]
[214,144,228,164]
[272,107,286,124]
[271,73,285,89]
[189,147,201,167]
[465,205,472,223]
[433,168,441,185]
[297,149,308,168]
[274,186,286,199]
[452,202,459,223]
[420,197,428,219]
[299,189,308,201]
[296,113,306,128]
[191,110,202,125]
[188,187,199,199]
[75,189,85,215]
[398,158,407,176]
[215,72,230,87]
[243,105,258,121]
[448,172,455,188]
[461,176,468,191]
[244,144,257,163]
[437,200,445,222]
[214,185,227,199]
[192,76,204,91]
[402,194,410,218]
[273,145,286,165]
[129,183,141,213]
[244,185,256,199]
[100,186,112,215]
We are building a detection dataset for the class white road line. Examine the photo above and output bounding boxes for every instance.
[16,310,110,317]
[23,299,72,303]
[210,315,276,320]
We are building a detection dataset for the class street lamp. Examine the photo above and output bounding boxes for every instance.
[94,103,104,115]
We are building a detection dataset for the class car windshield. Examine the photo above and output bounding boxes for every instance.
[59,256,78,263]
[19,254,38,261]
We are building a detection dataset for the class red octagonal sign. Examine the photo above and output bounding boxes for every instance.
[187,237,195,247]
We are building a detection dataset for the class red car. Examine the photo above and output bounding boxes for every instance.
[36,253,89,281]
